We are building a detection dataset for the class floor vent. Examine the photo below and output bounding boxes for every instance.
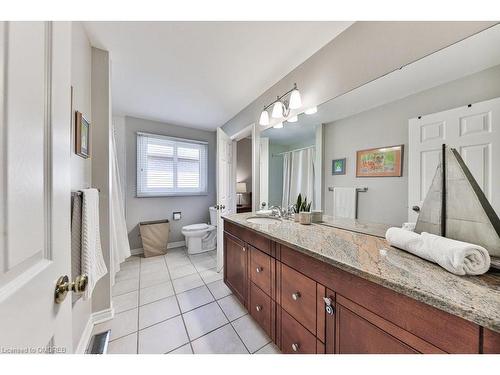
[86,330,110,354]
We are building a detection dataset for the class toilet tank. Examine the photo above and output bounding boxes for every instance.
[209,206,217,225]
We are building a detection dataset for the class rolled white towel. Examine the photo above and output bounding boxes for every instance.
[385,227,490,275]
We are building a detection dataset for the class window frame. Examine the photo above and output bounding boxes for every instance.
[136,131,209,197]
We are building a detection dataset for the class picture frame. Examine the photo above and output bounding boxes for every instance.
[356,145,403,177]
[75,111,90,159]
[332,158,346,175]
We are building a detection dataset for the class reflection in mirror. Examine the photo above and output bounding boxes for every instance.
[260,116,322,212]
[259,24,500,237]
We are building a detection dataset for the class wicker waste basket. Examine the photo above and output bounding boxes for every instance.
[139,219,170,258]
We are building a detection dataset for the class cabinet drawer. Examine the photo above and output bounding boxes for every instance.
[250,282,272,337]
[250,246,271,296]
[281,263,316,334]
[281,309,317,354]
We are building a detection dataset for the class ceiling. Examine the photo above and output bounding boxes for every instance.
[83,21,353,130]
[263,22,500,141]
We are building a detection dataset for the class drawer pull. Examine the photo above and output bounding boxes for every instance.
[291,343,300,352]
[255,305,262,312]
[291,292,301,301]
[256,267,263,273]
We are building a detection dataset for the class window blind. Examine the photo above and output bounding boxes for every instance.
[137,132,208,197]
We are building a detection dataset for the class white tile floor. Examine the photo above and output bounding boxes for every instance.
[92,247,281,354]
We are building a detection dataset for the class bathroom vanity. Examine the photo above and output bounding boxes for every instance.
[222,213,500,354]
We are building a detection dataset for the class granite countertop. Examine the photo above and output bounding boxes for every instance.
[223,212,500,333]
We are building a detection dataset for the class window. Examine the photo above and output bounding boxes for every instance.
[137,132,208,197]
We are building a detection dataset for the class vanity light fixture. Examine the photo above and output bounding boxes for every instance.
[259,109,269,126]
[271,101,285,118]
[304,106,317,115]
[258,83,302,126]
[289,88,302,109]
[287,115,298,123]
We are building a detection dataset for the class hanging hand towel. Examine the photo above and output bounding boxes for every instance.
[385,227,490,275]
[333,187,357,219]
[81,188,108,299]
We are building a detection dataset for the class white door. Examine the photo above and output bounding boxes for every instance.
[409,97,500,222]
[216,128,234,272]
[0,22,73,353]
[259,137,269,209]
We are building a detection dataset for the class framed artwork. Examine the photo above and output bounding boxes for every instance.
[75,111,90,158]
[356,145,403,177]
[332,158,346,175]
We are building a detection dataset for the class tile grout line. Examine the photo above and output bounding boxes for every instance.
[165,252,196,354]
[194,260,252,354]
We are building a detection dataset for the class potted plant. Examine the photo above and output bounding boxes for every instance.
[294,194,312,225]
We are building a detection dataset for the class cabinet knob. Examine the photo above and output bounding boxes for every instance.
[256,267,263,273]
[291,292,301,301]
[255,305,262,312]
[291,343,300,352]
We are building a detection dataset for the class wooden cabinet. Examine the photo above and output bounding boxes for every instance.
[249,246,272,295]
[280,309,317,354]
[223,219,498,354]
[280,263,317,334]
[224,233,247,305]
[249,282,272,337]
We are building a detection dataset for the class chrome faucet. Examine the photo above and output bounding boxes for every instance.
[269,205,296,220]
[269,206,284,218]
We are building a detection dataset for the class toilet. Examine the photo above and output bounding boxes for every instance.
[181,206,218,255]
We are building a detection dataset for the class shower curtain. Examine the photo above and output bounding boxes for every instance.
[110,128,131,285]
[282,147,315,209]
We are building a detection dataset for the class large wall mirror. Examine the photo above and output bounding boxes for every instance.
[259,24,500,236]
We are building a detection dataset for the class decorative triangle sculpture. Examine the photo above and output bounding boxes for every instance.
[415,145,500,264]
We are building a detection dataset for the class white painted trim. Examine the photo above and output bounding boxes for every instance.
[130,241,186,256]
[75,306,115,354]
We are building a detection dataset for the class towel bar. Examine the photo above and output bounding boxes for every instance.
[71,188,101,196]
[328,187,368,192]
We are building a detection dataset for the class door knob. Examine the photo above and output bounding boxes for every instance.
[55,274,88,304]
[255,305,262,312]
[412,205,420,212]
[291,291,301,301]
[221,205,225,209]
[291,343,300,352]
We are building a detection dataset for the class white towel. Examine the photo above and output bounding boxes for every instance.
[385,227,490,275]
[333,187,357,219]
[81,189,108,299]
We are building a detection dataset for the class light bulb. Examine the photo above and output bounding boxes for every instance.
[289,89,302,109]
[259,110,269,126]
[271,101,284,118]
[273,122,283,129]
[305,106,317,115]
[287,115,298,123]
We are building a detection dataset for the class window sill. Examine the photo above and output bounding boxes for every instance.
[136,192,209,198]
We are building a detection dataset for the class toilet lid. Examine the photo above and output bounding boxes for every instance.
[183,223,209,231]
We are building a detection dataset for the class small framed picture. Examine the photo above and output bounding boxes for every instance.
[332,158,346,175]
[75,111,90,158]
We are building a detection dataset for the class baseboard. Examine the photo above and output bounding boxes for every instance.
[75,306,115,354]
[130,241,186,256]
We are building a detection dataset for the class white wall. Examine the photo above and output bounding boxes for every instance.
[122,116,217,250]
[323,64,500,225]
[90,47,112,313]
[70,21,92,351]
[222,22,496,137]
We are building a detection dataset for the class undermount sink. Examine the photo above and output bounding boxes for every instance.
[246,216,282,225]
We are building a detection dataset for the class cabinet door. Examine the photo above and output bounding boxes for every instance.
[336,300,417,354]
[224,233,247,305]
